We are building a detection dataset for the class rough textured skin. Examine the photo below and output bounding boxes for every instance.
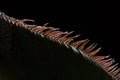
[0,11,119,80]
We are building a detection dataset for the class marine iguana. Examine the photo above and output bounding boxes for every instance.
[0,11,120,80]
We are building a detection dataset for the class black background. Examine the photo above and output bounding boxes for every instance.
[0,0,120,65]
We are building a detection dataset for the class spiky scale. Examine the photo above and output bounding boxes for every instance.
[88,47,101,56]
[83,43,97,53]
[78,39,90,51]
[71,39,88,48]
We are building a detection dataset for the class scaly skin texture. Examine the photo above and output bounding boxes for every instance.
[0,11,119,80]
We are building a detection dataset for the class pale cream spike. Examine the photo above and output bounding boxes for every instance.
[41,23,58,33]
[30,26,48,34]
[92,56,110,61]
[71,39,88,48]
[46,31,61,36]
[21,19,35,23]
[83,43,95,51]
[37,27,49,33]
[49,31,63,37]
[34,26,42,31]
[15,19,34,25]
[52,33,63,39]
[102,60,114,68]
[9,17,16,24]
[84,43,97,53]
[63,38,74,45]
[109,66,118,74]
[24,25,36,30]
[44,29,56,35]
[1,13,8,21]
[53,32,68,40]
[114,73,120,80]
[88,47,101,56]
[46,26,59,30]
[98,60,110,66]
[43,23,49,27]
[105,58,114,62]
[57,31,68,37]
[62,31,74,38]
[25,26,33,30]
[107,63,119,72]
[30,26,40,31]
[78,40,90,51]
[34,26,46,32]
[70,34,81,39]
[62,34,81,44]
[7,17,13,24]
[14,20,24,26]
[58,37,67,42]
[27,25,35,30]
[112,68,120,77]
[98,58,114,65]
[57,32,71,42]
[109,64,119,73]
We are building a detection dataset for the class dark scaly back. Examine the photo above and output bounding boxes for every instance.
[0,11,119,80]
